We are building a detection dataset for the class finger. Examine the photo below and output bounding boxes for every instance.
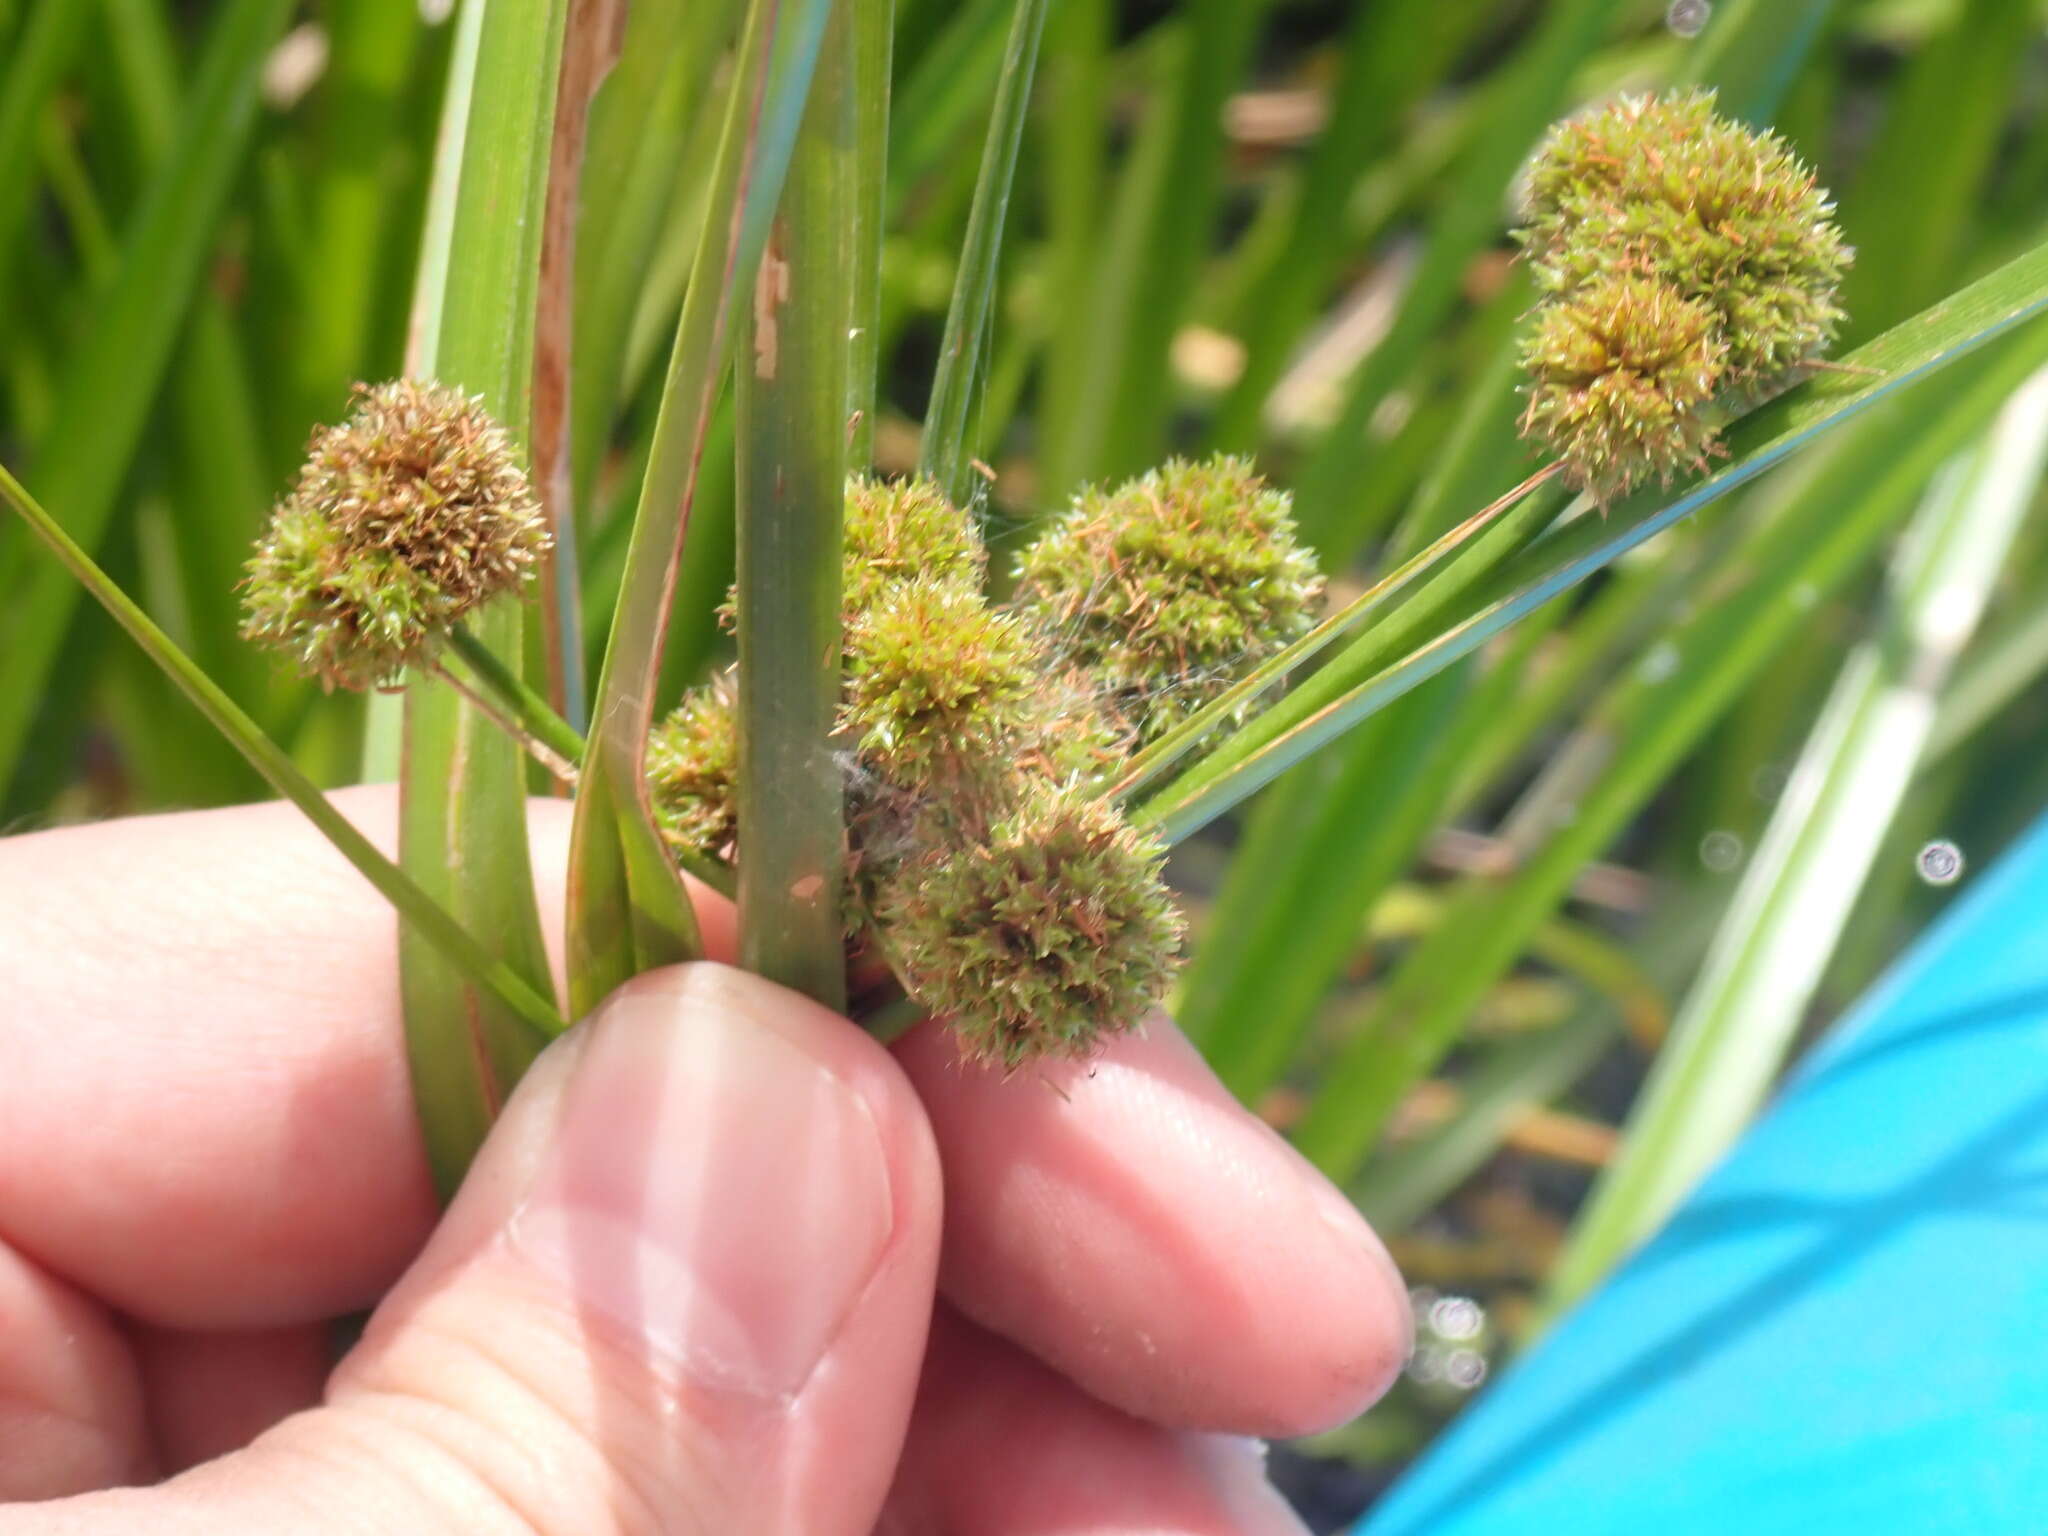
[895,1013,1411,1437]
[0,789,731,1329]
[12,966,941,1535]
[0,1237,153,1500]
[879,1309,1310,1536]
[129,1323,329,1475]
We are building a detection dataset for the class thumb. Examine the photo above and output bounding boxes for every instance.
[87,965,940,1535]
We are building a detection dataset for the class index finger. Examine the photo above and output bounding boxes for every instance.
[0,788,730,1328]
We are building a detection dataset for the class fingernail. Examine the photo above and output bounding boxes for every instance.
[510,969,894,1401]
[1306,1172,1414,1359]
[1190,1436,1314,1535]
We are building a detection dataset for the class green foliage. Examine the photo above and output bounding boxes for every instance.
[242,381,547,689]
[1013,455,1324,743]
[875,782,1183,1067]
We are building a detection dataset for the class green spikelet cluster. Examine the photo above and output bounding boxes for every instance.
[842,575,1045,791]
[1519,273,1728,504]
[654,461,1330,1066]
[874,785,1184,1069]
[657,472,1186,1064]
[242,380,547,689]
[647,688,739,863]
[1514,90,1851,499]
[1011,455,1323,743]
[843,474,985,613]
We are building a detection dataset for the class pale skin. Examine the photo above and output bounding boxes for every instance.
[0,789,1411,1534]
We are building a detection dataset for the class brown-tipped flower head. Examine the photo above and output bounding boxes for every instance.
[875,785,1184,1068]
[647,687,739,863]
[1513,90,1851,498]
[1010,455,1324,743]
[841,575,1043,791]
[1519,272,1728,502]
[242,379,547,689]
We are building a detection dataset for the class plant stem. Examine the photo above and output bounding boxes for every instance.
[428,662,581,784]
[446,622,587,769]
[398,0,573,1196]
[565,0,833,1019]
[845,0,892,466]
[918,0,1048,504]
[734,0,855,1010]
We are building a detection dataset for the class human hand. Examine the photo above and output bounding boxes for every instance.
[0,790,1410,1533]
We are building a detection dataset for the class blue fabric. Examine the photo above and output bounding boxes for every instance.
[1358,811,2048,1535]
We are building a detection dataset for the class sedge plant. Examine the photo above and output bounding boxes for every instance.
[7,53,2028,1112]
[8,14,2048,1496]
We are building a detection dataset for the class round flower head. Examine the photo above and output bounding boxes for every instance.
[875,786,1184,1068]
[1010,455,1324,744]
[1518,89,1850,384]
[1519,272,1728,501]
[647,687,739,863]
[722,474,984,633]
[841,575,1043,792]
[242,379,547,690]
[844,475,985,615]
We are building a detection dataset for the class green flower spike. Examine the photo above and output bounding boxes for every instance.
[1519,272,1728,503]
[841,575,1043,792]
[647,686,740,863]
[1011,455,1324,744]
[242,379,547,690]
[875,784,1185,1069]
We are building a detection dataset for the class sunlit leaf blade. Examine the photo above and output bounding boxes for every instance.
[1110,463,1560,806]
[565,0,833,1020]
[1138,236,2048,845]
